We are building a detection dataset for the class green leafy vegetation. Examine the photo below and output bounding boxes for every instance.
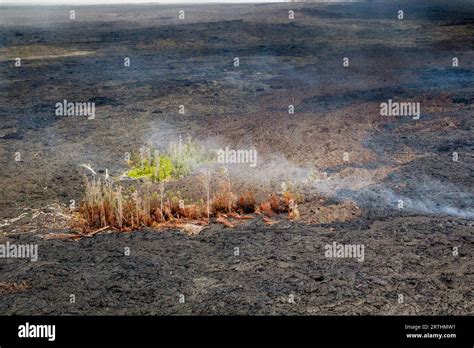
[126,137,212,182]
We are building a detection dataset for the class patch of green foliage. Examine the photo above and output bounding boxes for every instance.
[168,137,213,178]
[127,164,155,179]
[158,155,174,181]
[127,149,174,182]
[127,156,174,181]
[126,137,211,182]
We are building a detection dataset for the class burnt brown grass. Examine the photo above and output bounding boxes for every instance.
[71,177,300,233]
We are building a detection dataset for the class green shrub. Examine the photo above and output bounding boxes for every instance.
[128,163,154,179]
[126,138,211,182]
[127,155,174,182]
[158,155,174,181]
[168,138,212,178]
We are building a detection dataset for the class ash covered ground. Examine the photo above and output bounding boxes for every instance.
[0,0,473,314]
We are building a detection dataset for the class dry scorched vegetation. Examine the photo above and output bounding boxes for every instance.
[67,141,302,236]
[70,176,300,235]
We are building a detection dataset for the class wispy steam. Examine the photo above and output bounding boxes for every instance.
[325,175,474,220]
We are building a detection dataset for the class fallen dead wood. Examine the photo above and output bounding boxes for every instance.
[180,223,210,236]
[228,212,255,220]
[263,216,279,226]
[42,233,83,240]
[216,215,236,228]
[85,225,110,237]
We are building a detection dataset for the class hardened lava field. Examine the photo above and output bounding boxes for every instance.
[0,0,473,315]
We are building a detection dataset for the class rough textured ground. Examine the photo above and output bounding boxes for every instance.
[1,215,472,315]
[0,0,473,315]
